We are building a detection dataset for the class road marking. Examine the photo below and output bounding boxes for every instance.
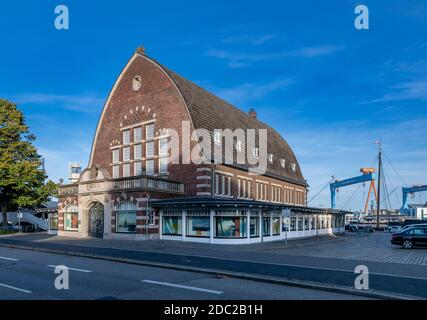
[0,256,19,261]
[142,280,223,295]
[47,265,92,273]
[0,282,32,294]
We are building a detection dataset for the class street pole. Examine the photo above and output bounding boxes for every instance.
[376,142,382,230]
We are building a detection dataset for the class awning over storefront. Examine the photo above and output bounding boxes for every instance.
[150,197,349,215]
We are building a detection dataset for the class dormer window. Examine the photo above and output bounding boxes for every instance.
[268,154,274,163]
[280,159,286,168]
[253,147,259,157]
[214,131,221,145]
[291,162,296,172]
[235,140,242,152]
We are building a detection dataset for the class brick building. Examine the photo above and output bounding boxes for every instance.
[55,48,345,243]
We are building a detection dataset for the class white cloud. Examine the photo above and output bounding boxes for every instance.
[220,34,278,46]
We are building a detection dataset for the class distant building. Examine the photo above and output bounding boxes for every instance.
[407,203,427,220]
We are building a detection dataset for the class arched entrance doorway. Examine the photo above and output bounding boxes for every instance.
[89,202,104,238]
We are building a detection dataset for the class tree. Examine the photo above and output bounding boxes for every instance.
[0,99,57,225]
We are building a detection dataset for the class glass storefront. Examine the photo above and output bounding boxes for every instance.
[304,217,309,230]
[116,211,136,233]
[162,216,182,235]
[290,217,296,231]
[49,214,58,230]
[272,217,280,235]
[263,217,270,236]
[64,212,78,231]
[250,217,259,237]
[216,217,247,238]
[187,216,210,237]
[297,217,303,231]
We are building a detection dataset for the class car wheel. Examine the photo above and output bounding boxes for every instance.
[402,240,413,249]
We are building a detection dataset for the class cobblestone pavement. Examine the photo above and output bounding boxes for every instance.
[272,232,427,266]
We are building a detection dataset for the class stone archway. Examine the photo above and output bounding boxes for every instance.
[89,202,104,238]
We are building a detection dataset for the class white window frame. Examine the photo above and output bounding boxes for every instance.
[112,165,120,178]
[123,163,130,177]
[268,154,274,163]
[146,124,154,140]
[112,149,119,164]
[146,141,154,158]
[123,130,130,145]
[134,127,142,142]
[159,157,168,174]
[159,138,168,156]
[281,159,286,168]
[146,159,154,175]
[214,131,221,145]
[134,144,142,160]
[123,147,130,162]
[134,161,142,176]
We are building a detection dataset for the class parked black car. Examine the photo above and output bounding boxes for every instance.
[391,225,427,249]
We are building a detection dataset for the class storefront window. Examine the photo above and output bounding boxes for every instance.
[321,217,325,229]
[310,218,315,230]
[250,217,259,237]
[282,217,289,232]
[162,216,182,235]
[49,214,58,230]
[216,217,247,238]
[116,211,136,233]
[298,217,303,231]
[64,212,78,231]
[272,217,280,235]
[262,217,270,236]
[187,216,210,237]
[304,217,309,230]
[290,217,296,231]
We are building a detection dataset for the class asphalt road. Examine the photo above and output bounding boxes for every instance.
[0,247,365,300]
[0,237,425,298]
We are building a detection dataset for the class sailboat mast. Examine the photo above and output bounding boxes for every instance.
[376,142,382,229]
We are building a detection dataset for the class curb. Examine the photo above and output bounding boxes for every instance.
[0,243,422,301]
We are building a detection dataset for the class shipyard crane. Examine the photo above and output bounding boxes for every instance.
[330,168,378,211]
[400,185,427,214]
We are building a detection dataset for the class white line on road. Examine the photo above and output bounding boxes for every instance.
[142,280,223,295]
[47,265,92,273]
[0,256,19,261]
[0,282,32,294]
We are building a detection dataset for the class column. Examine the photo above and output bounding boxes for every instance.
[182,209,187,241]
[247,210,250,241]
[209,209,214,244]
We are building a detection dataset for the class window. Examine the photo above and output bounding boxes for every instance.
[112,149,119,163]
[298,217,303,231]
[221,175,225,195]
[290,217,296,231]
[49,214,58,230]
[134,144,142,160]
[215,217,247,238]
[280,159,286,168]
[250,217,259,237]
[63,204,78,232]
[146,159,154,175]
[215,174,219,195]
[311,218,315,230]
[235,140,242,152]
[115,201,137,233]
[112,165,120,178]
[268,154,273,163]
[253,147,259,157]
[146,123,154,140]
[123,163,130,177]
[304,217,309,230]
[159,138,168,156]
[146,141,154,158]
[123,147,130,161]
[187,216,210,237]
[214,131,221,145]
[159,157,168,174]
[272,217,280,235]
[162,216,182,235]
[263,217,270,236]
[134,162,142,176]
[227,176,232,195]
[123,130,130,145]
[147,209,155,225]
[291,162,296,172]
[134,127,142,142]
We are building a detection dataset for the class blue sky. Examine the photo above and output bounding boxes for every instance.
[1,0,427,210]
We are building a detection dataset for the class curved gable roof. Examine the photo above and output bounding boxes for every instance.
[143,55,306,186]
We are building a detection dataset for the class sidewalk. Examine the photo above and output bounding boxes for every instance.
[0,232,426,299]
